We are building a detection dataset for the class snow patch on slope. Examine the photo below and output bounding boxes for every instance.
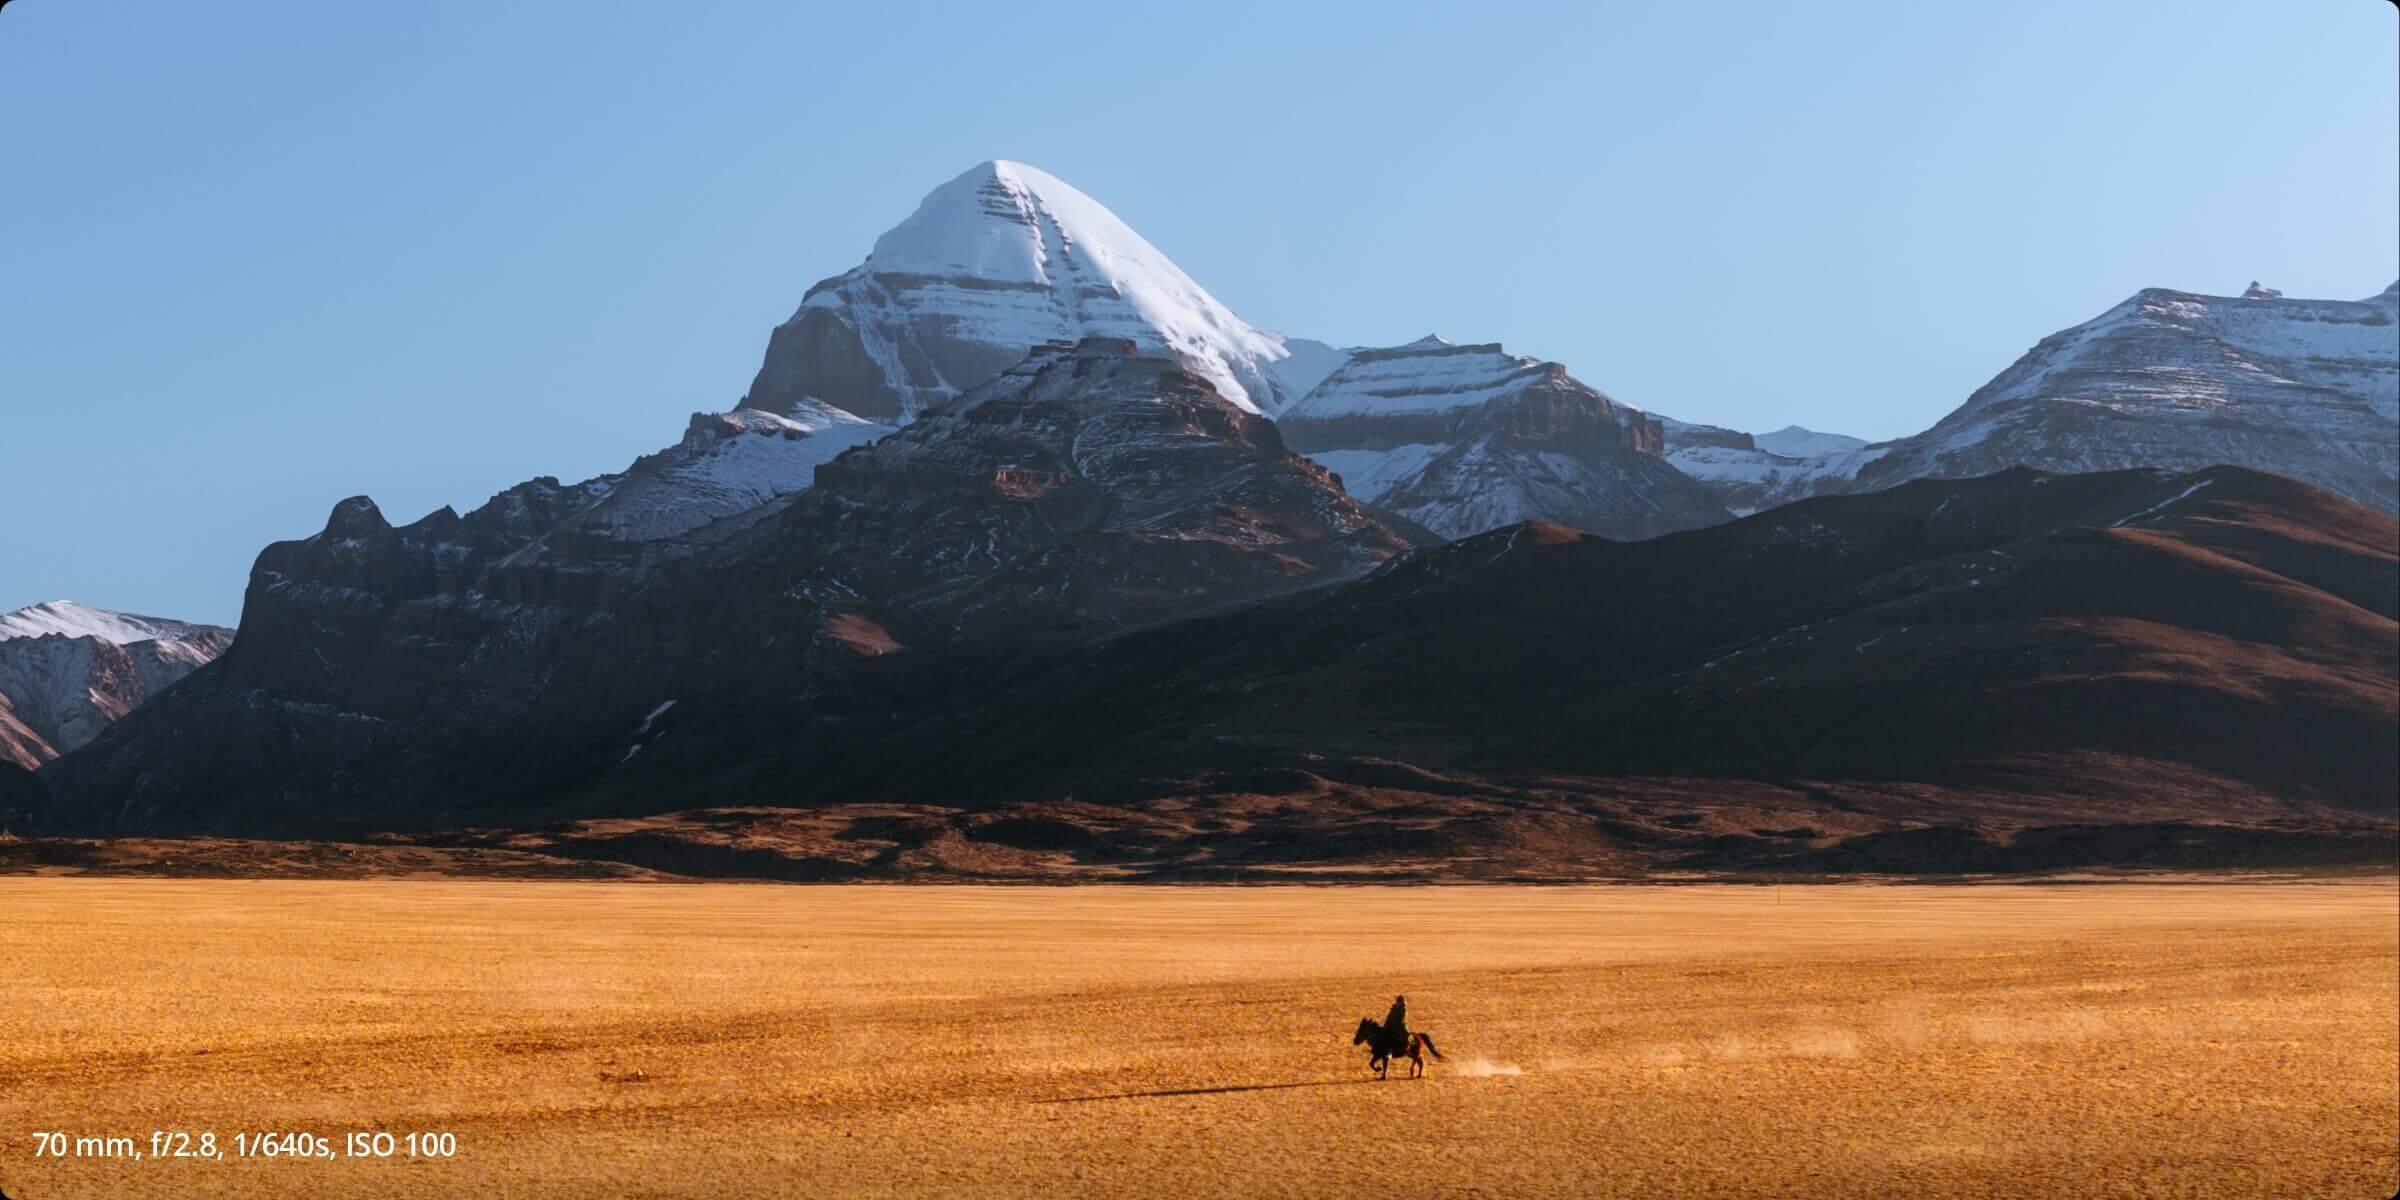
[557,401,894,544]
[1309,444,1447,504]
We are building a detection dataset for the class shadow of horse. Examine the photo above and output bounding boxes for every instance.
[1354,1016,1444,1078]
[1041,1077,1379,1104]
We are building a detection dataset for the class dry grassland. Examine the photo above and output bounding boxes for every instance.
[0,878,2391,1198]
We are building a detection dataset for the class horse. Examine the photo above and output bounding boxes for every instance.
[1353,1016,1444,1079]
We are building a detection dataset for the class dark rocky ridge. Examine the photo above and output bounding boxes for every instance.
[41,340,1427,837]
[475,464,2391,880]
[36,458,2398,878]
[981,464,2397,816]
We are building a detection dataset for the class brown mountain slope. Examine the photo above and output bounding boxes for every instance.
[0,700,49,770]
[44,463,2396,878]
[477,465,2395,878]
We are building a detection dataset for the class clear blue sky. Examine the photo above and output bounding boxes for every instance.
[4,0,2393,625]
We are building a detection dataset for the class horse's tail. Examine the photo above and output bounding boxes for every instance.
[1417,1033,1444,1061]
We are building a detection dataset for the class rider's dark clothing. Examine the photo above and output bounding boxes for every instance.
[1385,995,1409,1044]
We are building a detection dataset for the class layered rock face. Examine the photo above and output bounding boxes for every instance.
[1280,336,1729,539]
[1854,281,2400,510]
[43,340,1425,836]
[743,160,1337,423]
[0,601,232,768]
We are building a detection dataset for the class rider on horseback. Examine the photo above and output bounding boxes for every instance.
[1355,993,1442,1078]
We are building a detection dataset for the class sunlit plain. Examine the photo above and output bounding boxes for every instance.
[0,878,2391,1198]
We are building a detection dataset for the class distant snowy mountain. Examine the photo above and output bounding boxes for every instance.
[744,160,1330,422]
[1755,425,1870,459]
[1855,281,2400,510]
[1281,336,1728,540]
[0,600,219,646]
[1658,418,1887,515]
[0,601,232,768]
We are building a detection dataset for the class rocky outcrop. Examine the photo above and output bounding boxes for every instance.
[0,602,232,768]
[1281,336,1730,540]
[742,160,1334,423]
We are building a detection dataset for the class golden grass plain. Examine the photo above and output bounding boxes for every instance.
[0,878,2391,1199]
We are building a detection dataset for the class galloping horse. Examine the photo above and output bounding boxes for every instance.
[1353,1016,1444,1079]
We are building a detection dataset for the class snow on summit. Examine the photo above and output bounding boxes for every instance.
[747,160,1332,423]
[0,601,235,768]
[860,161,1189,288]
[1851,279,2400,511]
[0,600,221,645]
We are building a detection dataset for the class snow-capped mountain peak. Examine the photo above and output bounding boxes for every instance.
[1753,425,1870,458]
[844,161,1293,410]
[750,160,1323,422]
[859,161,1183,291]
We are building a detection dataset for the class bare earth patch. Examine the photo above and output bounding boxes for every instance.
[0,880,2390,1198]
